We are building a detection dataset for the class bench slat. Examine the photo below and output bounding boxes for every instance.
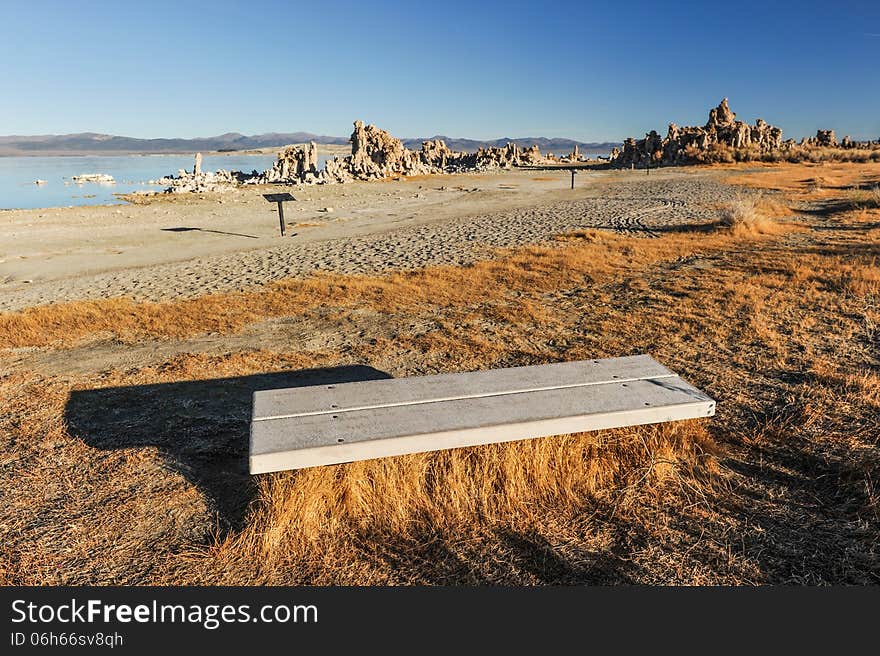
[249,361,714,474]
[252,354,675,421]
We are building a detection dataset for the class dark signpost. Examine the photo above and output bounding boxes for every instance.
[263,192,296,236]
[512,163,591,189]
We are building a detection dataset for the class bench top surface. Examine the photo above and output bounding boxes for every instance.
[249,355,715,473]
[252,355,677,421]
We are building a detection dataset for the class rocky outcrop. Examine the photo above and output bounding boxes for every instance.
[71,173,115,183]
[348,121,427,178]
[157,120,551,192]
[322,121,432,182]
[322,120,547,181]
[610,98,784,167]
[152,168,256,193]
[262,141,320,183]
[836,134,880,149]
[420,138,457,168]
[471,143,544,169]
[803,129,837,148]
[751,119,781,150]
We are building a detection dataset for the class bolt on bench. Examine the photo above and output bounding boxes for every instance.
[249,355,715,474]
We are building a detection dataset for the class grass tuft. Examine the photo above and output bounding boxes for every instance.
[718,194,791,236]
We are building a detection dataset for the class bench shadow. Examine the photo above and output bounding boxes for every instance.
[362,525,642,584]
[64,365,393,533]
[493,527,638,584]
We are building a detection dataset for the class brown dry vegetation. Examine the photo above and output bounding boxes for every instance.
[717,194,793,236]
[689,143,880,165]
[1,164,878,584]
[0,214,800,350]
[726,161,880,200]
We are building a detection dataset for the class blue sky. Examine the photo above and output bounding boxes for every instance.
[1,0,878,141]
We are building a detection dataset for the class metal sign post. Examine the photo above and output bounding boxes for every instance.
[570,169,577,189]
[263,192,296,237]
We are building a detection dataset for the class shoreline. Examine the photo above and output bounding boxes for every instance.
[0,168,740,312]
[0,144,350,158]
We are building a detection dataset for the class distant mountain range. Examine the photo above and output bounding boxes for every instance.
[400,135,618,154]
[0,132,348,156]
[0,132,618,156]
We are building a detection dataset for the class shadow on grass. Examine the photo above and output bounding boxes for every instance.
[648,221,721,234]
[803,240,880,259]
[64,365,392,533]
[359,525,641,584]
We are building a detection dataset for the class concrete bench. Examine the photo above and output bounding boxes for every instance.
[249,355,715,474]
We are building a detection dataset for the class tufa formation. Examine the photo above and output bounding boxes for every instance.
[158,119,618,193]
[611,98,784,167]
[321,121,547,182]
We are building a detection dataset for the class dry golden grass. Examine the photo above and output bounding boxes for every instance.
[2,167,878,585]
[687,144,880,166]
[726,161,880,202]
[846,185,880,210]
[0,228,771,349]
[718,194,794,236]
[829,261,880,299]
[210,421,720,583]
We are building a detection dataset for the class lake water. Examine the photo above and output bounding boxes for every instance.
[0,150,610,210]
[0,153,335,210]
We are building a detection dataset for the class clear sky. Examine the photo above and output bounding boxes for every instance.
[2,0,878,142]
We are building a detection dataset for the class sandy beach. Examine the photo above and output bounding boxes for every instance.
[0,168,743,311]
